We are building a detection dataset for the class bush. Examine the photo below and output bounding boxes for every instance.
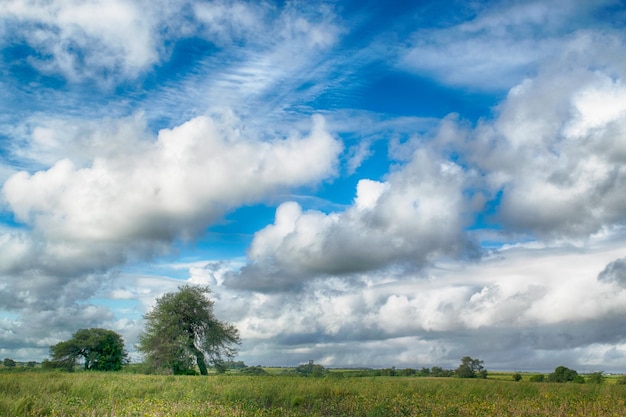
[548,366,584,383]
[512,373,522,382]
[240,366,269,376]
[529,374,545,382]
[294,361,328,377]
[3,358,16,368]
[586,372,604,384]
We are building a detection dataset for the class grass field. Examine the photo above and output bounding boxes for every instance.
[2,371,626,416]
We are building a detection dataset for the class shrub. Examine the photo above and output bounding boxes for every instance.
[529,374,545,382]
[294,361,328,377]
[586,372,604,384]
[240,366,269,376]
[548,366,584,383]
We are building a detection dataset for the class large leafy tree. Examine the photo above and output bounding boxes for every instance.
[50,328,128,371]
[138,285,240,375]
[455,356,487,378]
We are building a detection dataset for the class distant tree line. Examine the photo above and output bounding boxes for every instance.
[2,358,38,368]
[357,357,487,379]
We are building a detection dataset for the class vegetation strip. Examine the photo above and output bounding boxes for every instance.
[3,372,626,417]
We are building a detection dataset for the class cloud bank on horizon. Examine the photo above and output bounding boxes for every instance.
[2,0,626,371]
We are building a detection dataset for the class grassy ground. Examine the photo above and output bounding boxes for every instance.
[2,371,626,416]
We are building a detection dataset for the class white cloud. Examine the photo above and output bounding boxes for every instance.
[221,232,626,370]
[0,111,341,351]
[225,139,479,291]
[0,0,341,86]
[464,43,626,239]
[4,113,339,247]
[564,74,626,138]
[400,1,616,90]
[0,0,160,81]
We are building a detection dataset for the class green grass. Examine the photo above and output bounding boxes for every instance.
[2,372,626,416]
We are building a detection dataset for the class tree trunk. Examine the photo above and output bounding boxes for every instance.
[189,343,208,375]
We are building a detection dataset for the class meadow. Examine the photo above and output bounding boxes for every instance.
[2,371,626,417]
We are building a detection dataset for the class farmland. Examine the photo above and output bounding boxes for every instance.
[2,371,626,416]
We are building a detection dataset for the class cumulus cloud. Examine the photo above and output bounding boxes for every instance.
[221,234,626,369]
[598,258,626,287]
[225,139,480,291]
[0,111,340,353]
[3,0,626,371]
[464,35,626,239]
[218,23,626,366]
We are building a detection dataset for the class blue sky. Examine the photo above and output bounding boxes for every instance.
[2,0,626,372]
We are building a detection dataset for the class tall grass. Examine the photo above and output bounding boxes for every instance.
[2,372,626,416]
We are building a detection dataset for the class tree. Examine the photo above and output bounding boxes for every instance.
[3,358,16,368]
[138,285,240,375]
[455,356,487,378]
[294,360,328,377]
[430,366,454,377]
[586,371,605,384]
[49,328,128,371]
[547,366,584,383]
[512,372,522,381]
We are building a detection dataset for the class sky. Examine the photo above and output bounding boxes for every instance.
[1,0,626,372]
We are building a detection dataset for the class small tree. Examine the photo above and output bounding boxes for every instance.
[295,360,328,377]
[431,366,454,377]
[138,285,240,375]
[455,356,487,378]
[586,371,605,384]
[3,358,16,368]
[547,366,584,383]
[512,372,522,381]
[49,328,128,371]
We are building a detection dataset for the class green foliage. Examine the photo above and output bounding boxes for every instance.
[430,366,455,377]
[241,366,269,375]
[547,366,585,383]
[529,374,545,382]
[3,372,626,416]
[399,368,417,376]
[3,358,16,368]
[225,360,247,369]
[137,285,240,376]
[586,371,605,384]
[379,367,396,376]
[455,356,487,378]
[294,361,329,377]
[419,367,431,376]
[616,375,626,385]
[49,328,128,372]
[512,372,522,381]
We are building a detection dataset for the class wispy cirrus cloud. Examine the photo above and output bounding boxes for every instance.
[399,0,618,91]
